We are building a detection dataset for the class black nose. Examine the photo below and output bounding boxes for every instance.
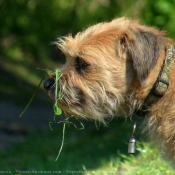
[43,79,55,91]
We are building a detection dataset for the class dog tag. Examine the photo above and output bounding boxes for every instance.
[128,137,136,153]
[128,122,137,154]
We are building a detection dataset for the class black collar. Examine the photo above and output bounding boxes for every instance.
[135,46,175,117]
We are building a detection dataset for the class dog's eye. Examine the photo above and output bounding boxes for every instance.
[75,57,89,73]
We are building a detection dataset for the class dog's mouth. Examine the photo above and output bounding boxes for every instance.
[43,78,88,116]
[43,78,61,103]
[43,78,67,112]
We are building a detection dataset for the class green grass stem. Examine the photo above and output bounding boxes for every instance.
[19,76,45,117]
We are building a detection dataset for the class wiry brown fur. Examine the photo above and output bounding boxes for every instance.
[44,17,175,166]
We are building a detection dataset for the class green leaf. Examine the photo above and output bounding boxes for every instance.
[54,103,62,115]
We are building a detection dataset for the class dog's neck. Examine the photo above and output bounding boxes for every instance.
[136,45,175,116]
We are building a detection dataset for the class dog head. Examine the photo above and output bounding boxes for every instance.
[44,18,169,123]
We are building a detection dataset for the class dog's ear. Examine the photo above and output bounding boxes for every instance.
[121,28,165,85]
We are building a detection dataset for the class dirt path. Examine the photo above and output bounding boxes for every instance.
[0,101,54,148]
[0,101,54,127]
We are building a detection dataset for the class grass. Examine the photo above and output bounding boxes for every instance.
[118,143,173,175]
[0,118,174,175]
[53,69,63,116]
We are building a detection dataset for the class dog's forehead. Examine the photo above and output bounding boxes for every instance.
[63,32,119,60]
[57,18,143,63]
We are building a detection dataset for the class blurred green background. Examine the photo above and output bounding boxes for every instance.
[0,0,175,174]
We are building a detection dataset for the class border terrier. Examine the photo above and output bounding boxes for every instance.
[44,17,175,166]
